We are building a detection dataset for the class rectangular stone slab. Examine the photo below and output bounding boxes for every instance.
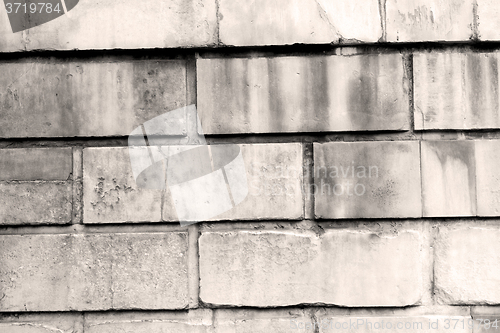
[314,141,421,219]
[200,229,423,307]
[198,54,409,134]
[0,232,188,311]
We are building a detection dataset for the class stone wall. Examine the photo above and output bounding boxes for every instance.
[2,1,500,332]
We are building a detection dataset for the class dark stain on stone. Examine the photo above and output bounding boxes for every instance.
[426,140,476,209]
[267,58,286,132]
[54,64,78,136]
[467,54,484,124]
[348,56,379,130]
[303,57,330,130]
[489,55,500,124]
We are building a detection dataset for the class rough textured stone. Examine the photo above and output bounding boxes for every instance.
[215,309,314,333]
[476,140,500,216]
[218,0,382,46]
[0,182,72,225]
[0,0,216,52]
[0,232,188,311]
[0,148,72,180]
[421,141,476,217]
[386,0,474,42]
[199,229,422,307]
[314,141,421,219]
[435,226,500,304]
[477,0,500,41]
[0,313,83,333]
[85,310,212,333]
[163,143,303,222]
[414,52,500,130]
[198,54,409,134]
[83,147,162,223]
[0,60,187,138]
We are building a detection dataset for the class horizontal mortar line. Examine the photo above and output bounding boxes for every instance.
[5,131,500,148]
[5,40,500,60]
[0,304,476,316]
[2,217,500,234]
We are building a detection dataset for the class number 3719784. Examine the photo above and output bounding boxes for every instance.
[5,2,62,14]
[445,318,500,330]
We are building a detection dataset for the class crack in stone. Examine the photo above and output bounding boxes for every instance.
[312,0,340,41]
[378,0,387,41]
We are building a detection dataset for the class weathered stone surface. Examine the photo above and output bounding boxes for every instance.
[475,140,500,216]
[0,232,188,311]
[83,147,162,223]
[198,54,409,134]
[0,148,72,180]
[0,0,216,52]
[435,226,500,304]
[0,60,187,138]
[85,310,212,333]
[215,309,314,332]
[163,143,303,222]
[314,141,421,219]
[0,313,83,333]
[414,52,500,130]
[421,141,476,217]
[477,0,500,41]
[0,182,72,224]
[218,0,381,46]
[200,229,422,307]
[386,0,474,42]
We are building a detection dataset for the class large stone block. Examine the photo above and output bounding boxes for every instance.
[414,52,500,130]
[475,140,500,216]
[200,229,423,307]
[386,0,474,42]
[0,60,187,138]
[163,143,303,222]
[198,54,409,134]
[218,0,382,46]
[0,0,217,51]
[83,147,162,223]
[435,226,500,304]
[0,232,188,311]
[421,141,476,217]
[0,182,72,225]
[0,148,72,180]
[314,141,421,219]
